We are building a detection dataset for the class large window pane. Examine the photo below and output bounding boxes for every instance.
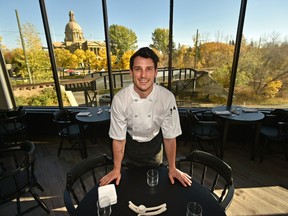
[173,0,240,107]
[235,0,288,108]
[0,0,58,107]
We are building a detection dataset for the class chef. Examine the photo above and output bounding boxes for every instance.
[99,47,192,187]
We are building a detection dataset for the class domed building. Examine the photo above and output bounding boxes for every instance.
[53,11,104,55]
[64,11,85,45]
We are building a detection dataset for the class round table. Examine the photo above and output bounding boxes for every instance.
[212,105,265,160]
[76,167,226,216]
[76,106,110,158]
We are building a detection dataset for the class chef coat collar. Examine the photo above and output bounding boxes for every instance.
[131,83,156,102]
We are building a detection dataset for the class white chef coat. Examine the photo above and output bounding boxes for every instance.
[109,83,182,142]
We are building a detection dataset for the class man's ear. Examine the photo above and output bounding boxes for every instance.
[154,68,158,77]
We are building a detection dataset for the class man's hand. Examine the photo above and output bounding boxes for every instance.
[168,167,192,187]
[99,169,121,186]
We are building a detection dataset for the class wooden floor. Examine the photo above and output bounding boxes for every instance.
[0,135,288,216]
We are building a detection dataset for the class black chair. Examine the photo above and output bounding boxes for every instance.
[186,110,221,156]
[177,150,234,211]
[63,154,114,216]
[53,109,85,157]
[260,109,288,162]
[0,106,28,145]
[0,141,49,215]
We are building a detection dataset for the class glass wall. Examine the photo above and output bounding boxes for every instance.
[173,0,240,107]
[0,0,58,107]
[234,0,288,108]
[0,0,287,109]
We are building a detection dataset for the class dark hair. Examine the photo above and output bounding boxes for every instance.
[130,47,159,70]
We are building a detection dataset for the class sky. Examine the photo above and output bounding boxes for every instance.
[1,0,288,50]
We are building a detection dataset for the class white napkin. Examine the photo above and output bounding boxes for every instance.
[98,184,117,205]
[77,111,92,117]
[242,108,258,113]
[214,110,231,115]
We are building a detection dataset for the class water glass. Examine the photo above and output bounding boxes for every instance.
[186,202,202,216]
[147,169,159,187]
[97,196,111,216]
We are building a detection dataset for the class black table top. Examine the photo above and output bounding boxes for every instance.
[76,106,110,124]
[212,105,264,122]
[76,167,226,216]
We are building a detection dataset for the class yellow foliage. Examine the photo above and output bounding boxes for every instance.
[263,78,282,98]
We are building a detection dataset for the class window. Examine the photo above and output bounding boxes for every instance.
[1,0,287,109]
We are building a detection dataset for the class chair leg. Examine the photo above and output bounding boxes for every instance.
[16,196,21,216]
[30,189,50,213]
[281,141,288,161]
[34,181,45,192]
[260,139,268,163]
[58,138,64,157]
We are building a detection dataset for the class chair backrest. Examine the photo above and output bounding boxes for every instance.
[0,106,28,144]
[53,109,77,136]
[177,150,234,211]
[64,154,114,216]
[0,141,35,204]
[186,111,220,138]
[263,109,288,137]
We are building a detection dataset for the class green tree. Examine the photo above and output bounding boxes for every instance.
[18,22,51,83]
[109,24,137,61]
[150,28,175,67]
[150,28,175,55]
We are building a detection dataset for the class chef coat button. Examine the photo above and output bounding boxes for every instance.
[148,115,151,118]
[149,99,152,102]
[135,115,138,118]
[135,99,138,102]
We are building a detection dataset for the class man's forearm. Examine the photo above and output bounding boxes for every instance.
[112,139,126,171]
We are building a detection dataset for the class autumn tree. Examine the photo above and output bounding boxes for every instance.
[84,50,97,73]
[16,22,50,83]
[199,42,234,88]
[121,50,135,70]
[93,48,117,71]
[54,48,74,77]
[109,24,137,61]
[238,39,288,98]
[73,49,86,72]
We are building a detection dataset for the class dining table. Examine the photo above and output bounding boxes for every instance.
[212,105,265,160]
[76,166,226,216]
[76,106,110,158]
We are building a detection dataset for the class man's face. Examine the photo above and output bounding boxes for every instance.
[130,56,158,98]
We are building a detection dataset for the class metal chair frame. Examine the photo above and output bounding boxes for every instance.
[0,141,49,215]
[63,154,114,216]
[177,150,234,211]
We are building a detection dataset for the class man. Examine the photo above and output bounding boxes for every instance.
[100,47,191,187]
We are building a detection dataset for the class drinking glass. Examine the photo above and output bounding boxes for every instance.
[186,202,202,216]
[147,169,159,187]
[97,196,111,216]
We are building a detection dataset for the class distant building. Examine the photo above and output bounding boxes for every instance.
[53,11,105,55]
